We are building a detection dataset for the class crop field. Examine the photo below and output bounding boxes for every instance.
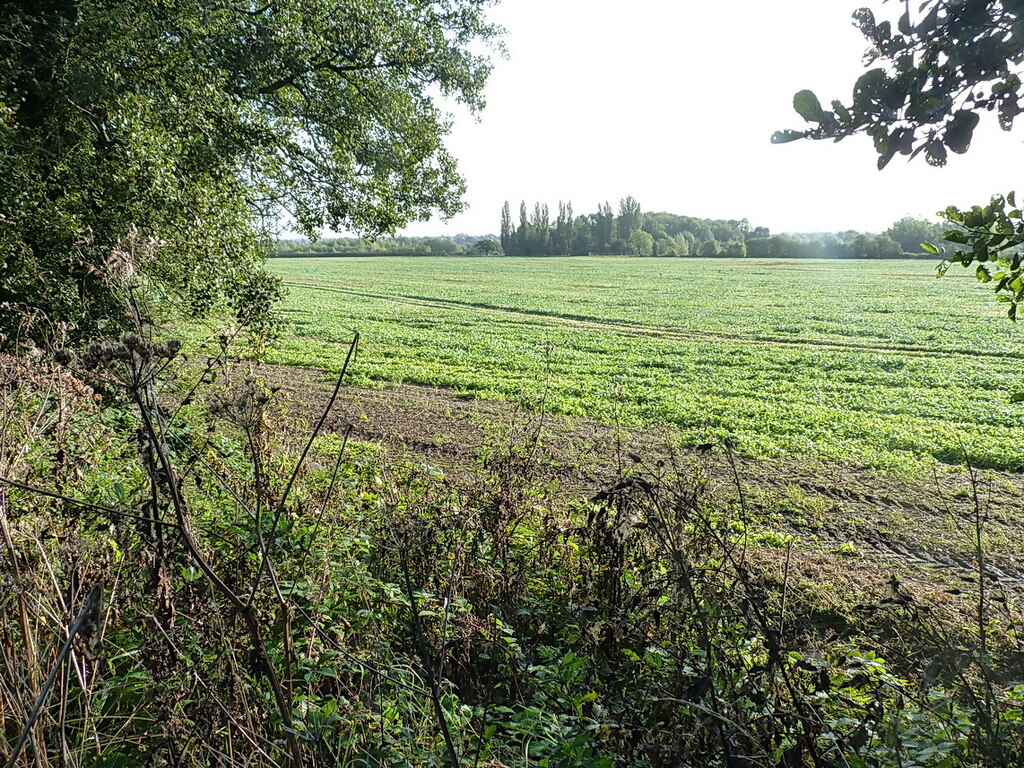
[267,256,1024,475]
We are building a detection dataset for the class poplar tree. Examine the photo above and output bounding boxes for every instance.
[500,200,514,256]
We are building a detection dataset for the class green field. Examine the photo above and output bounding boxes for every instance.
[267,256,1024,474]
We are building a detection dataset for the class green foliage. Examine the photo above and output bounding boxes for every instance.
[498,199,766,257]
[273,233,495,257]
[6,334,1024,766]
[627,229,654,257]
[886,216,956,253]
[616,195,643,242]
[698,239,721,256]
[935,192,1024,322]
[228,267,287,349]
[0,0,500,341]
[475,237,502,255]
[779,2,1024,332]
[265,256,1024,474]
[773,2,1024,169]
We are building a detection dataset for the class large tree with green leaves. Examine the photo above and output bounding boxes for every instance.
[0,0,500,342]
[773,0,1024,318]
[617,195,643,243]
[884,216,952,253]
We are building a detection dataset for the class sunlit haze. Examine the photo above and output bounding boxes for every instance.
[396,0,1024,237]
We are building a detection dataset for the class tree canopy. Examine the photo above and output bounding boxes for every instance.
[0,0,500,341]
[772,0,1024,169]
[498,198,760,257]
[776,0,1024,320]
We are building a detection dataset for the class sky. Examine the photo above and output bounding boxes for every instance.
[398,0,1024,237]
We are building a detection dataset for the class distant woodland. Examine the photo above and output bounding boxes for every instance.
[274,199,955,259]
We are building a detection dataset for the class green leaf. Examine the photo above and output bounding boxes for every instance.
[921,242,940,255]
[897,10,911,35]
[853,68,887,108]
[771,129,805,144]
[1011,392,1024,403]
[944,110,980,154]
[831,100,852,122]
[977,265,993,282]
[793,90,825,122]
[925,139,948,167]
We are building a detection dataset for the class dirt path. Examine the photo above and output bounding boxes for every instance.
[245,362,1024,608]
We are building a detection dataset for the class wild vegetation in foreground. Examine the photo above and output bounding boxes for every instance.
[268,256,1024,476]
[5,315,1024,768]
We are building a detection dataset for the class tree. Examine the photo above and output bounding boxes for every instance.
[886,216,950,253]
[516,201,530,256]
[673,233,692,256]
[873,235,903,259]
[500,201,514,255]
[723,240,747,258]
[553,201,574,255]
[628,229,655,257]
[424,237,462,255]
[655,237,676,257]
[530,202,551,254]
[595,202,615,253]
[475,238,501,255]
[698,240,721,257]
[774,1,1024,317]
[773,2,1023,169]
[746,237,772,259]
[572,217,596,255]
[0,0,500,341]
[617,196,643,242]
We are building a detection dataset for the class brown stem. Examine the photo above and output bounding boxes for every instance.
[4,586,101,768]
[132,384,303,768]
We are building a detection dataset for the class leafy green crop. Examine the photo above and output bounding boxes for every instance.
[267,256,1024,475]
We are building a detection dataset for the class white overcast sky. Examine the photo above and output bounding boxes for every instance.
[398,0,1023,237]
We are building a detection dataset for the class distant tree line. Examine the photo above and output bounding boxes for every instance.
[499,197,761,257]
[747,217,957,259]
[272,233,498,257]
[500,199,956,259]
[273,212,955,260]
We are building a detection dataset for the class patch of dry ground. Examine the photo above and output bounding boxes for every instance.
[245,362,1024,618]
